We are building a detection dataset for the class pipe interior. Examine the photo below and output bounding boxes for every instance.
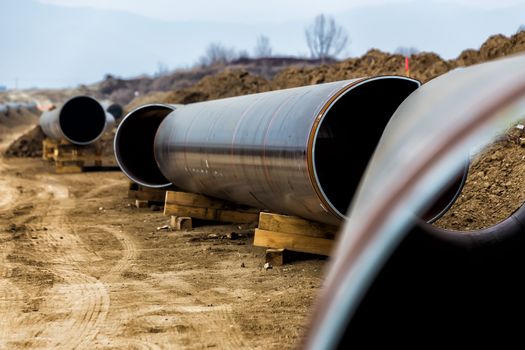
[313,78,420,217]
[115,105,172,187]
[338,219,525,347]
[59,96,106,144]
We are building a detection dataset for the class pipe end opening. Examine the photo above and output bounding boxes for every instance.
[114,104,174,188]
[59,96,107,145]
[313,76,421,219]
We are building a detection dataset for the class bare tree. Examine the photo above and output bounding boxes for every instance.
[305,14,348,61]
[199,42,238,66]
[155,61,169,77]
[395,46,419,57]
[254,35,272,57]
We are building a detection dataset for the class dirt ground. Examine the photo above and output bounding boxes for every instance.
[0,124,324,349]
[435,123,525,230]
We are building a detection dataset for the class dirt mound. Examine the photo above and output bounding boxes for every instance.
[479,34,513,61]
[450,48,482,67]
[162,69,270,104]
[4,125,45,158]
[436,122,525,230]
[124,30,525,109]
[124,91,172,113]
[510,31,525,54]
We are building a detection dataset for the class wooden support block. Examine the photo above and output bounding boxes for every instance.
[265,248,285,266]
[128,190,166,202]
[55,164,82,174]
[216,209,260,224]
[165,191,227,209]
[258,212,336,238]
[164,202,259,224]
[42,139,57,161]
[254,229,334,256]
[164,203,217,220]
[43,137,117,172]
[163,190,260,224]
[128,185,166,202]
[135,199,149,208]
[170,216,192,231]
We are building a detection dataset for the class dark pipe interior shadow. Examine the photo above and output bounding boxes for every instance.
[115,105,173,187]
[60,96,106,144]
[314,78,420,216]
[337,212,525,347]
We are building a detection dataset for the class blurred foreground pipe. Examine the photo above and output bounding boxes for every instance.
[40,96,115,145]
[303,54,525,349]
[115,77,458,225]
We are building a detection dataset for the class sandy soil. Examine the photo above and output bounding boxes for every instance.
[0,126,324,349]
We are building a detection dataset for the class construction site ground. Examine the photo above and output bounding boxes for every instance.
[0,124,324,349]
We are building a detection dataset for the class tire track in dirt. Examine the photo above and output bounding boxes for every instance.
[171,304,247,349]
[144,271,249,349]
[99,226,138,282]
[1,122,115,349]
[0,180,17,210]
[15,173,144,349]
[8,183,112,349]
[0,280,25,347]
[0,240,25,348]
[76,177,125,200]
[35,268,110,349]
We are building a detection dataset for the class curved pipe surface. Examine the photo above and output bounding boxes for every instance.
[303,54,525,349]
[151,77,420,225]
[39,96,113,145]
[114,104,180,188]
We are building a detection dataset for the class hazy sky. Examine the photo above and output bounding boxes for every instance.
[1,0,524,89]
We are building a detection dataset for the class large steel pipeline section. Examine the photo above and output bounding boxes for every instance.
[114,76,468,225]
[303,53,525,349]
[40,96,120,145]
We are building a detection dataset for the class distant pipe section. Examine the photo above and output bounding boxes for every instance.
[102,101,124,120]
[40,96,115,145]
[114,77,461,225]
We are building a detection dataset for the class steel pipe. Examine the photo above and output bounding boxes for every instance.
[40,96,115,145]
[114,104,180,187]
[303,53,525,349]
[115,77,461,225]
[102,101,124,120]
